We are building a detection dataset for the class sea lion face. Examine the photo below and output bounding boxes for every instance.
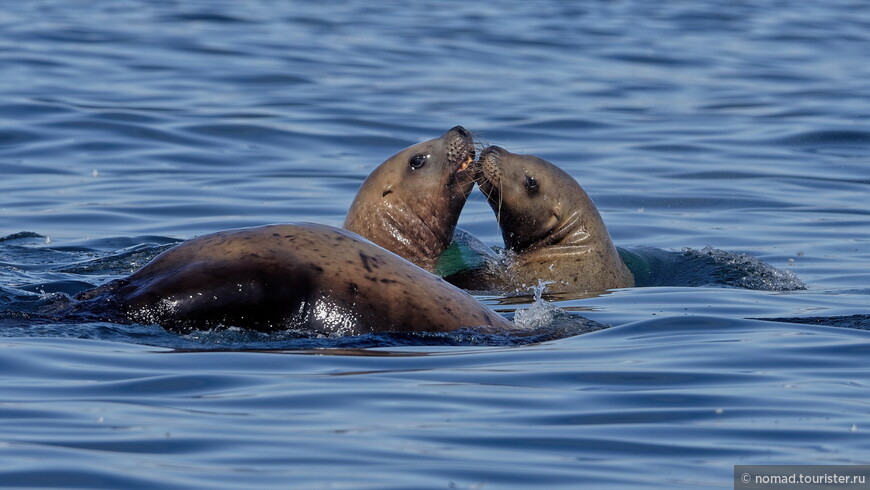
[345,126,476,270]
[477,146,580,252]
[476,146,635,292]
[376,125,475,215]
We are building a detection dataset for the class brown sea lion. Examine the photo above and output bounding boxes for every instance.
[475,146,634,294]
[344,126,475,272]
[69,223,515,335]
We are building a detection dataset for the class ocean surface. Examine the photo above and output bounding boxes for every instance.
[1,1,869,488]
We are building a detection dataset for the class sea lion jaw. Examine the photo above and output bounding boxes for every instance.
[344,126,475,271]
[477,146,568,252]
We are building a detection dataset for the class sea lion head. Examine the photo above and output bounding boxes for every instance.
[344,126,475,271]
[477,145,598,253]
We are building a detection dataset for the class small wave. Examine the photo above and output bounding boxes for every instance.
[219,73,313,86]
[0,128,43,148]
[0,231,46,243]
[55,243,175,275]
[509,117,613,131]
[97,322,594,350]
[772,129,870,157]
[775,129,870,147]
[632,143,710,153]
[604,52,709,68]
[40,119,205,148]
[162,13,256,24]
[762,315,870,331]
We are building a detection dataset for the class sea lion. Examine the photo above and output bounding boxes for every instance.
[344,126,475,272]
[475,146,634,293]
[68,223,515,335]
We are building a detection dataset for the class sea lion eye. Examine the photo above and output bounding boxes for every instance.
[409,154,429,170]
[525,175,538,192]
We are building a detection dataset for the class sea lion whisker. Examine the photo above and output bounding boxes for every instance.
[475,176,498,203]
[473,137,491,155]
[473,169,503,226]
[448,169,475,189]
[496,179,503,227]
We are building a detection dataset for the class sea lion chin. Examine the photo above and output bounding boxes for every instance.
[344,126,475,273]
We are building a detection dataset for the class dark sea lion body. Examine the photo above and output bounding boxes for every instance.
[344,126,475,272]
[476,146,634,294]
[71,223,514,335]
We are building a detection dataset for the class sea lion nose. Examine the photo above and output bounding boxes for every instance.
[480,145,504,160]
[450,125,470,137]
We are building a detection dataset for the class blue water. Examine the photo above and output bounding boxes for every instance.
[1,1,869,488]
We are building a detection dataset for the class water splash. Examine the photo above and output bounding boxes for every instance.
[683,246,807,291]
[513,280,607,335]
[513,281,556,329]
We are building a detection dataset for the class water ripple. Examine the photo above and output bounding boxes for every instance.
[1,1,870,487]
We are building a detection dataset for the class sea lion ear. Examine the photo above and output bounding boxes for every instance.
[382,184,394,197]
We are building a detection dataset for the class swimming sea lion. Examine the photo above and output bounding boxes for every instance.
[344,126,475,272]
[475,146,634,293]
[69,223,515,335]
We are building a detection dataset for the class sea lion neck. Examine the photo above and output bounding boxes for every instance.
[519,209,588,251]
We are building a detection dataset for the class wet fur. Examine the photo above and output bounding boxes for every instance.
[70,223,516,335]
